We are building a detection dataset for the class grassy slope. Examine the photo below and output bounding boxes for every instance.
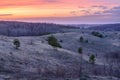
[0,30,119,80]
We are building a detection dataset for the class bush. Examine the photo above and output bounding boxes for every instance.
[91,31,103,38]
[89,54,95,64]
[78,47,83,54]
[47,36,62,48]
[80,36,84,42]
[13,39,20,49]
[79,36,89,43]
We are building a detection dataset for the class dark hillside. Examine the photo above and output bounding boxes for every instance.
[0,21,77,36]
[88,24,120,31]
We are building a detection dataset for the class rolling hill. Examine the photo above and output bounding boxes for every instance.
[0,29,119,80]
[88,23,120,31]
[0,21,77,36]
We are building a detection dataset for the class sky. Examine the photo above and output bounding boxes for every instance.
[0,0,120,24]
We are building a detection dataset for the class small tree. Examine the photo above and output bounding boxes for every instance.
[78,47,83,54]
[13,39,20,49]
[47,36,61,48]
[80,36,84,42]
[91,31,103,38]
[78,47,83,76]
[89,54,95,64]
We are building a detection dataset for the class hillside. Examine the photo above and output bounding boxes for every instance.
[88,24,120,31]
[0,21,77,36]
[0,30,120,80]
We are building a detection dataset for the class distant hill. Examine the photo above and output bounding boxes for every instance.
[88,23,120,31]
[0,21,77,36]
[70,24,99,28]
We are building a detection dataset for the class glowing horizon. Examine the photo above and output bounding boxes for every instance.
[0,0,120,24]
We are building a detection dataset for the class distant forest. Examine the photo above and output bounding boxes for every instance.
[88,24,120,31]
[0,21,77,36]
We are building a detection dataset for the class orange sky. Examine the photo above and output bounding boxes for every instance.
[0,0,120,23]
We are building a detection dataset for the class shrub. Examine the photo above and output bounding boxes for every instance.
[78,47,83,54]
[47,36,62,48]
[89,54,95,64]
[80,36,84,42]
[91,31,103,38]
[13,39,20,49]
[78,47,83,75]
[79,36,89,43]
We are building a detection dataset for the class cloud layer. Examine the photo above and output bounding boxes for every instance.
[0,14,13,16]
[0,0,120,24]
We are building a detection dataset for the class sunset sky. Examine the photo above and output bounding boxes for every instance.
[0,0,120,24]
